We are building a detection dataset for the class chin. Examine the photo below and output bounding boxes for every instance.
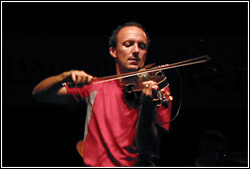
[127,65,139,72]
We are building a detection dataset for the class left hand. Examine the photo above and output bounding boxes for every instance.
[142,80,159,100]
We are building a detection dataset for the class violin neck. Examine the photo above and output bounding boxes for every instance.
[94,55,210,84]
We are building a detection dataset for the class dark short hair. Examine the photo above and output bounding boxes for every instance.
[108,22,150,49]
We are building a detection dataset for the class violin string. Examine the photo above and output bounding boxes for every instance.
[138,59,208,76]
[93,56,209,84]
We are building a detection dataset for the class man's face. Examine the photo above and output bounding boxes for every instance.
[110,26,148,73]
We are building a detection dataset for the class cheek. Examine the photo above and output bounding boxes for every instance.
[116,50,128,63]
[122,48,131,56]
[140,52,147,61]
[117,48,131,60]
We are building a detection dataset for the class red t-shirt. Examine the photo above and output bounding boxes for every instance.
[65,80,171,166]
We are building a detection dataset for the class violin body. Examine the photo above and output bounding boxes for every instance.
[121,68,168,93]
[121,66,171,108]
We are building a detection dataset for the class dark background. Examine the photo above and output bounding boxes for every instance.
[2,2,248,167]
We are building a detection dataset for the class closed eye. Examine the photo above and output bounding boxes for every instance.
[123,41,134,47]
[123,41,147,50]
[139,42,147,50]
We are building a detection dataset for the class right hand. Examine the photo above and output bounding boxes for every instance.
[63,70,94,84]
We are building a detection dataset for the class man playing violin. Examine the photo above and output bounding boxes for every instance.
[32,22,172,167]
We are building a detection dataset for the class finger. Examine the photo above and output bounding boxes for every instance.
[147,85,155,97]
[86,75,94,83]
[142,81,152,97]
[143,81,159,97]
[72,72,76,83]
[79,71,86,84]
[143,81,153,88]
[151,85,159,98]
[75,71,83,84]
[74,71,80,83]
[142,82,149,95]
[77,71,93,84]
[77,75,83,84]
[151,84,159,91]
[80,71,92,83]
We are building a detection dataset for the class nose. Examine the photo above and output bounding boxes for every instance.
[132,44,140,57]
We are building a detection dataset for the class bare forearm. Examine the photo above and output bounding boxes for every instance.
[32,73,67,102]
[32,70,93,103]
[32,73,65,95]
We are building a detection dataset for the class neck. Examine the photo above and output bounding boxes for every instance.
[116,64,139,85]
[116,64,123,75]
[116,64,126,84]
[116,64,140,75]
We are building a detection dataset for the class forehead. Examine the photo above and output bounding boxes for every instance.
[117,26,148,42]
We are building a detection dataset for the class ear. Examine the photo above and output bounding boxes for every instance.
[109,47,117,58]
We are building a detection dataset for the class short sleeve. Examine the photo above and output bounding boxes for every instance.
[65,84,89,102]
